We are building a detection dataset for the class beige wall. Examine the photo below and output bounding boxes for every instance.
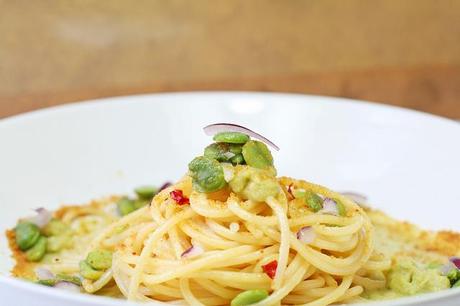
[1,0,459,117]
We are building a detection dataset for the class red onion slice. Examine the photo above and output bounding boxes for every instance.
[340,192,368,204]
[320,198,339,216]
[54,281,81,293]
[450,257,460,269]
[296,226,316,244]
[159,182,172,191]
[35,267,55,280]
[26,208,52,228]
[181,245,204,259]
[203,123,280,151]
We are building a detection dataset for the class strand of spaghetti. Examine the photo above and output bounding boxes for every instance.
[292,278,326,292]
[127,208,195,300]
[258,225,368,274]
[290,232,369,275]
[193,279,240,299]
[165,205,185,259]
[298,275,353,306]
[179,278,206,306]
[352,274,386,290]
[143,245,257,284]
[189,271,271,290]
[205,219,274,245]
[310,234,359,252]
[289,214,352,228]
[133,223,157,253]
[283,286,363,304]
[82,268,113,293]
[312,216,363,236]
[227,198,278,226]
[251,254,307,305]
[266,195,290,290]
[189,193,236,218]
[89,206,150,250]
[364,258,392,271]
[179,222,240,249]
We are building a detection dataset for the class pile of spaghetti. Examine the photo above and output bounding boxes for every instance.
[80,124,391,306]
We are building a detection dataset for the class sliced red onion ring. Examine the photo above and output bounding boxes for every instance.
[26,207,52,228]
[181,245,204,259]
[203,123,280,151]
[35,267,55,280]
[296,226,316,244]
[450,257,460,269]
[54,281,81,293]
[340,192,368,204]
[159,182,172,191]
[320,198,339,216]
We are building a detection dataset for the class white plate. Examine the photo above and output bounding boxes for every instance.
[1,92,459,306]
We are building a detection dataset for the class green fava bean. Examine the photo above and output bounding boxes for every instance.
[56,273,82,286]
[117,197,136,216]
[204,143,243,162]
[42,219,70,237]
[230,153,245,165]
[336,200,347,217]
[133,199,149,209]
[87,249,113,270]
[230,289,269,306]
[213,132,249,144]
[80,260,104,280]
[26,236,47,262]
[294,190,323,213]
[15,222,41,251]
[37,279,56,286]
[134,186,158,199]
[188,156,227,193]
[242,140,274,170]
[453,279,460,288]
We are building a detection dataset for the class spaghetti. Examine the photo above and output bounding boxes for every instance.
[82,174,390,306]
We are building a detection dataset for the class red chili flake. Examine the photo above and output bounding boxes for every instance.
[262,260,278,279]
[170,189,190,205]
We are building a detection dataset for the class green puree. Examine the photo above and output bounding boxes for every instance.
[365,258,450,300]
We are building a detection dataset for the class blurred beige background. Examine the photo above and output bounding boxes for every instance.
[1,0,459,118]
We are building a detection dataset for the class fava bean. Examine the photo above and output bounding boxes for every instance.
[213,132,249,144]
[204,143,243,162]
[188,156,227,193]
[56,273,82,286]
[230,289,269,306]
[117,197,136,216]
[15,222,41,251]
[242,140,273,170]
[87,249,113,270]
[230,153,245,165]
[336,200,347,217]
[295,190,323,213]
[79,260,104,280]
[134,186,157,199]
[37,279,56,286]
[25,236,47,262]
[42,219,70,237]
[133,199,149,209]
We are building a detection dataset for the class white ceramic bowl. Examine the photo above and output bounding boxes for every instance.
[1,92,459,306]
